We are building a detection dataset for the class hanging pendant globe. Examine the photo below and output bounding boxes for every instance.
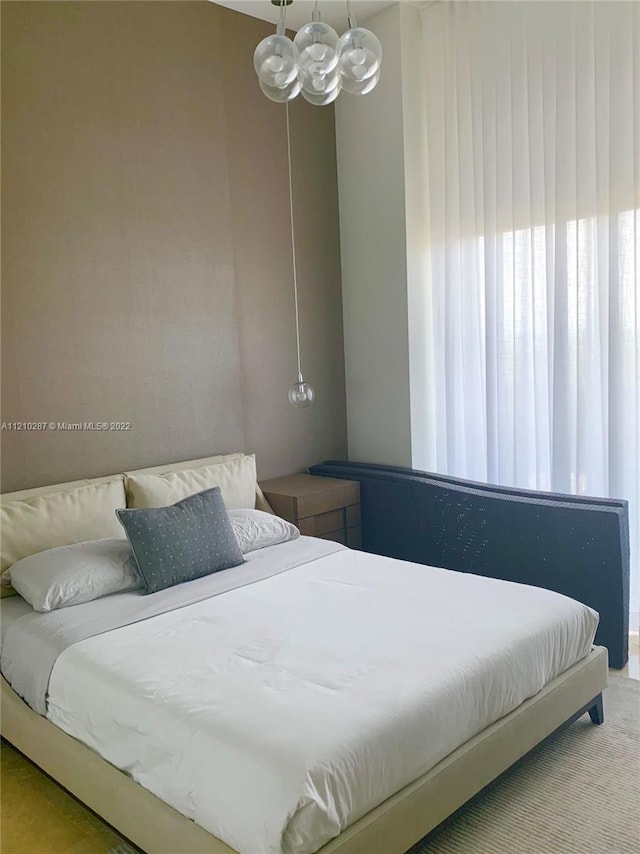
[339,28,382,82]
[259,76,301,104]
[301,83,341,106]
[294,22,339,76]
[288,375,315,408]
[254,34,299,89]
[341,70,380,96]
[300,66,341,95]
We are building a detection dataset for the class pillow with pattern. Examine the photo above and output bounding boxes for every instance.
[116,487,244,594]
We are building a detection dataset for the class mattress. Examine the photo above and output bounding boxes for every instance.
[4,538,598,854]
[1,536,341,715]
[2,537,597,854]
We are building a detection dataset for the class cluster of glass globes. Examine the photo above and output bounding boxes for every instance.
[254,20,382,105]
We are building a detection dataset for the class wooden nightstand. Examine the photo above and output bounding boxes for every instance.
[259,473,361,548]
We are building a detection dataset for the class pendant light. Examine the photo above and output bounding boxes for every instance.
[338,0,382,89]
[254,0,299,103]
[254,0,383,105]
[294,2,341,105]
[284,102,315,408]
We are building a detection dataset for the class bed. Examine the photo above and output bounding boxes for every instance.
[0,453,609,854]
[310,459,630,668]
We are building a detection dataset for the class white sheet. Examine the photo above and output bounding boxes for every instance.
[47,540,598,854]
[2,536,342,714]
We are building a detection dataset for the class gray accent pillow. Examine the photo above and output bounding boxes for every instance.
[116,487,244,594]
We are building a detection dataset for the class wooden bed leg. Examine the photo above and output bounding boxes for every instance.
[588,693,604,725]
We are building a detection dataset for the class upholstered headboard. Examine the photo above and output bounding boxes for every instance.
[0,453,272,587]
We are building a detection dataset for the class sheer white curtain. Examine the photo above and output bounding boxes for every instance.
[422,1,639,628]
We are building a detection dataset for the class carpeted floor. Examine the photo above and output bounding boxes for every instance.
[412,674,640,854]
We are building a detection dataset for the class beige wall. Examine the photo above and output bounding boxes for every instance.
[1,1,346,492]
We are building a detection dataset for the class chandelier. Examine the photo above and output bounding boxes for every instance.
[254,0,383,105]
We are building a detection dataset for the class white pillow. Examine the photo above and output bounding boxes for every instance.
[0,476,127,573]
[2,539,141,612]
[125,455,257,511]
[229,509,299,554]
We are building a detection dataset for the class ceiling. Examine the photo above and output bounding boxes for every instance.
[209,1,400,32]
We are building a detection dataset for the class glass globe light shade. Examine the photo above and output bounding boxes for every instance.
[288,375,315,408]
[300,65,341,95]
[338,28,382,82]
[341,69,380,96]
[301,83,341,106]
[294,22,339,76]
[259,76,302,104]
[254,35,299,89]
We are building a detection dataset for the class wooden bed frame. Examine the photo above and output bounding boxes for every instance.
[2,648,608,854]
[0,456,610,853]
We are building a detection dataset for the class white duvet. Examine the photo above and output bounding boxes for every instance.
[47,539,598,854]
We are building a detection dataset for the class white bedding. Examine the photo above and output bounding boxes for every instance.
[46,539,598,854]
